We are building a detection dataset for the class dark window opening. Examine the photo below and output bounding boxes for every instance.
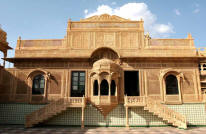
[100,79,109,95]
[203,64,206,70]
[32,74,45,95]
[199,64,201,71]
[124,71,139,96]
[71,71,85,97]
[111,80,116,96]
[93,80,98,96]
[165,75,179,95]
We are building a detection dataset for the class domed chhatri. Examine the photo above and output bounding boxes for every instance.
[93,58,116,67]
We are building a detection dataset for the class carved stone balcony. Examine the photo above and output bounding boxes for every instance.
[124,96,146,107]
[91,96,118,105]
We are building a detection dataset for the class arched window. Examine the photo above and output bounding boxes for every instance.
[32,74,45,95]
[111,80,116,96]
[93,80,98,96]
[100,79,109,95]
[165,75,179,95]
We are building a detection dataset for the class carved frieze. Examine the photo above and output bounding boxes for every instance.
[72,32,90,49]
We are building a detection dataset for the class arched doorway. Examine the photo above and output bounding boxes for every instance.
[165,75,179,95]
[100,79,109,95]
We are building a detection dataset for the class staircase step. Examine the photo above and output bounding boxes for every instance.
[143,99,187,129]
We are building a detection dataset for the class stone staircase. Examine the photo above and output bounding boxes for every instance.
[144,97,187,129]
[125,96,187,129]
[25,97,85,128]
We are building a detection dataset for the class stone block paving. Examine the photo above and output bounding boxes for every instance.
[0,125,206,134]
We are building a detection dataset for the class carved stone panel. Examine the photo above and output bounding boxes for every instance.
[104,32,115,47]
[72,32,90,49]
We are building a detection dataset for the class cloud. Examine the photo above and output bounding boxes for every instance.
[111,2,116,5]
[153,23,174,37]
[193,8,200,13]
[84,3,174,37]
[174,9,181,16]
[84,9,88,14]
[193,3,200,13]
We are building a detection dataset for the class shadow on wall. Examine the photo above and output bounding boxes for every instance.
[0,68,59,103]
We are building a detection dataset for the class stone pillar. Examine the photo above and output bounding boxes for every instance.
[98,79,101,104]
[3,51,7,67]
[44,74,49,103]
[115,79,118,96]
[125,106,129,128]
[81,107,85,129]
[91,79,94,96]
[108,79,111,103]
[177,76,182,103]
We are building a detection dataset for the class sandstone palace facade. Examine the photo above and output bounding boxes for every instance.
[1,14,206,129]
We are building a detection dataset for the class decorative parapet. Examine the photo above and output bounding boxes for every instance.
[196,48,206,57]
[67,14,144,31]
[16,39,63,49]
[145,33,195,49]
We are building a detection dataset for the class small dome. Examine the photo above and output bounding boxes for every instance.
[93,59,117,67]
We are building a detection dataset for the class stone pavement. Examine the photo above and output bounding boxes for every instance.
[0,125,206,134]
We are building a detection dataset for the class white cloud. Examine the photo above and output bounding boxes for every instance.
[153,23,174,37]
[84,9,88,14]
[193,8,200,13]
[193,3,200,13]
[174,9,181,16]
[111,2,116,5]
[84,3,174,37]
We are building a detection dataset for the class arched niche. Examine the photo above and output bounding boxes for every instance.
[90,47,119,62]
[160,69,183,104]
[27,69,50,103]
[100,79,109,95]
[93,80,98,96]
[165,74,179,95]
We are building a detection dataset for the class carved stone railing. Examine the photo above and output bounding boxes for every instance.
[145,97,187,129]
[196,48,206,56]
[124,96,146,106]
[124,96,187,129]
[91,96,118,105]
[25,97,86,128]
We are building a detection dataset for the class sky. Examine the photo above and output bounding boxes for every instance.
[0,0,206,67]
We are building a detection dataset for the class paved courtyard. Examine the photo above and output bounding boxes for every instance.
[0,125,206,134]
